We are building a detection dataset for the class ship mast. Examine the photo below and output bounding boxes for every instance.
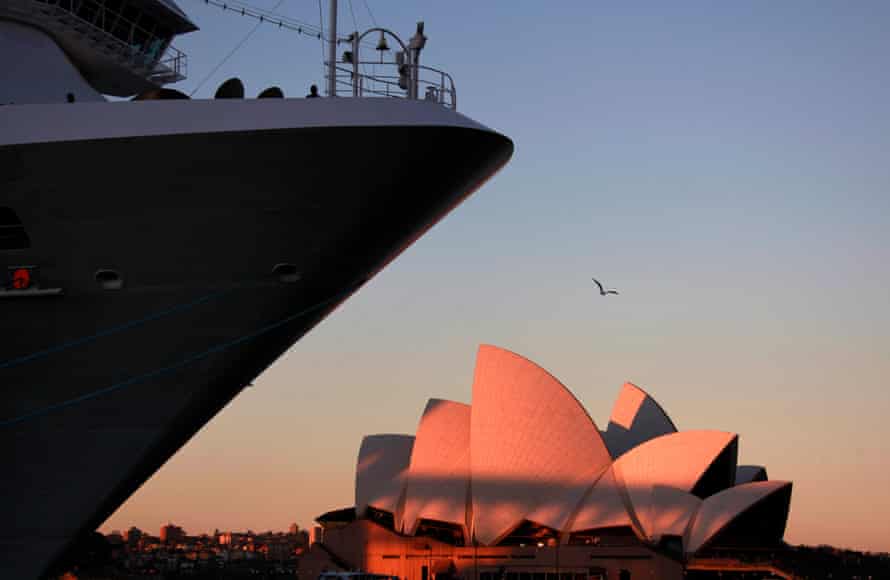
[327,0,338,96]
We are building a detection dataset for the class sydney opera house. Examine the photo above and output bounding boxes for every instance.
[302,345,793,580]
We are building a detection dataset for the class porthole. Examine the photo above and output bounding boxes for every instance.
[272,263,301,284]
[95,269,123,290]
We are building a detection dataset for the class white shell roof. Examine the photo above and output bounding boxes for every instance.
[612,430,737,526]
[603,382,677,459]
[400,399,471,534]
[355,434,414,518]
[346,345,791,553]
[685,481,792,554]
[569,466,633,532]
[469,345,612,544]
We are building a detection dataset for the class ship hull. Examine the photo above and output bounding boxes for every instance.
[0,99,512,578]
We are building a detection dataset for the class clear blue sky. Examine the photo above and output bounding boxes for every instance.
[106,1,890,552]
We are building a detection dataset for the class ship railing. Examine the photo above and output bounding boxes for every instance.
[148,45,187,84]
[11,0,187,84]
[330,61,457,110]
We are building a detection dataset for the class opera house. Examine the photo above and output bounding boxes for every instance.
[302,345,793,580]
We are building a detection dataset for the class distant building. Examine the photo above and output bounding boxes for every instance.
[160,523,186,545]
[219,532,234,545]
[302,345,794,580]
[105,530,125,560]
[289,523,300,535]
[124,526,142,548]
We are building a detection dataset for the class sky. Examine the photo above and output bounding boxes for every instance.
[102,0,890,553]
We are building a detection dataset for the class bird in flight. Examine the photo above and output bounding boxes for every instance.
[592,278,619,296]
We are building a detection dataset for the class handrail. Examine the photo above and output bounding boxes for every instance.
[329,60,457,110]
[415,64,457,110]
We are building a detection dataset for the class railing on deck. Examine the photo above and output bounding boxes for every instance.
[7,0,187,84]
[150,46,187,84]
[325,24,457,110]
[331,61,456,110]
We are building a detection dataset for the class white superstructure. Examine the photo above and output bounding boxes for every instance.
[1,0,192,103]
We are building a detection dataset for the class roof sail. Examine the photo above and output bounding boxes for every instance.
[470,345,612,544]
[400,399,471,535]
[355,434,415,520]
[686,481,792,554]
[347,346,791,553]
[603,382,677,459]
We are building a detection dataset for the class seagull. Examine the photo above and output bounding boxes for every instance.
[592,278,619,296]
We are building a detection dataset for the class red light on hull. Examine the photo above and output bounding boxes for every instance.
[5,266,39,292]
[12,268,31,290]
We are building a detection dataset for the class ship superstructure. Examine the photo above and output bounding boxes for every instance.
[0,1,512,577]
[2,0,192,103]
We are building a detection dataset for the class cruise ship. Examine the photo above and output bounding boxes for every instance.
[0,0,513,577]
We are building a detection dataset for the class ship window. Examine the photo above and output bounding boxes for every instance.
[155,26,172,42]
[0,207,30,250]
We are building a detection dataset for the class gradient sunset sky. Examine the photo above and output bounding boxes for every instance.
[102,0,890,553]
